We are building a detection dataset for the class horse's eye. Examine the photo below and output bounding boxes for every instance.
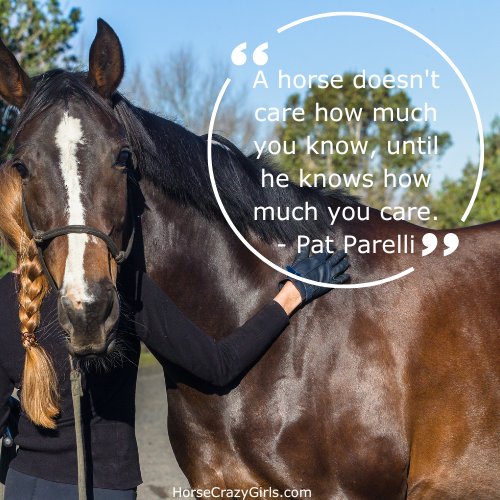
[114,148,132,170]
[12,161,29,179]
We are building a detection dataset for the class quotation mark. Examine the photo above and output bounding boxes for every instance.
[231,42,269,66]
[421,232,459,256]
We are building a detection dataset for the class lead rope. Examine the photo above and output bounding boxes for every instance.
[70,357,87,500]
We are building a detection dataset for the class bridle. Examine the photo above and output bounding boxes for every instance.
[20,171,137,291]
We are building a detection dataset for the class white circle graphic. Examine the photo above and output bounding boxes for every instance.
[207,12,483,289]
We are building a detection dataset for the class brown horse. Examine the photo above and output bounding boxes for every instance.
[0,19,498,498]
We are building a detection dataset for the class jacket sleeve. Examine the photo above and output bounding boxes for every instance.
[0,362,14,437]
[130,274,290,386]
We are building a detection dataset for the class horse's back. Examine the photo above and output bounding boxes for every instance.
[407,220,500,498]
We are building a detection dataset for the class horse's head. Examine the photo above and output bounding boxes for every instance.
[0,20,133,357]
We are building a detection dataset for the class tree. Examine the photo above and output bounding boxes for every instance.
[0,0,82,277]
[126,48,256,146]
[276,72,451,209]
[432,118,500,228]
[0,0,81,150]
[0,245,15,274]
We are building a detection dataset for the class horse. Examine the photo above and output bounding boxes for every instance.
[0,19,498,499]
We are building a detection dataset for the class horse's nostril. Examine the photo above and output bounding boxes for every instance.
[106,339,116,354]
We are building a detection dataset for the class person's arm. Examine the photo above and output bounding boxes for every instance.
[129,248,349,386]
[132,275,291,386]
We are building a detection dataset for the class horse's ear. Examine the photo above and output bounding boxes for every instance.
[88,19,124,99]
[0,38,31,108]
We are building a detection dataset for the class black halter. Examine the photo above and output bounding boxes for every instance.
[21,175,137,291]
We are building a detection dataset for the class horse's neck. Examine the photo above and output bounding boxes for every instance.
[135,110,425,333]
[138,176,424,324]
[139,178,294,337]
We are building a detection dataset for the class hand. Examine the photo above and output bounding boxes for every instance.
[279,246,350,306]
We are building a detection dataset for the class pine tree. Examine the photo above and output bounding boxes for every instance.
[432,118,500,228]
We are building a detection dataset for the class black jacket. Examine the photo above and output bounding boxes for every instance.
[0,272,289,489]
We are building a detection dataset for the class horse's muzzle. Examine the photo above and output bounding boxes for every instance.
[58,281,120,357]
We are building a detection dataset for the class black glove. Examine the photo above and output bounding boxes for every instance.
[280,246,349,304]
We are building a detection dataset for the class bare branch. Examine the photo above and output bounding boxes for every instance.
[126,47,256,146]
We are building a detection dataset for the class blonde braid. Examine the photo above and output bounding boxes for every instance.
[0,167,60,428]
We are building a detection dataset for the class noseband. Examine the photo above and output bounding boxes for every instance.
[21,173,137,291]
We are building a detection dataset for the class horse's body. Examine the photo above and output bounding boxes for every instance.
[0,20,497,498]
[134,112,499,499]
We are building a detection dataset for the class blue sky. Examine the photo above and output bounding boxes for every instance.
[72,1,499,188]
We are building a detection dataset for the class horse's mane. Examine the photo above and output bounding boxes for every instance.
[7,70,357,244]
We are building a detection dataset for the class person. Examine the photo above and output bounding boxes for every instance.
[0,248,349,499]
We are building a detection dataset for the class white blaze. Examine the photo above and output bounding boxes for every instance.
[55,112,90,304]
